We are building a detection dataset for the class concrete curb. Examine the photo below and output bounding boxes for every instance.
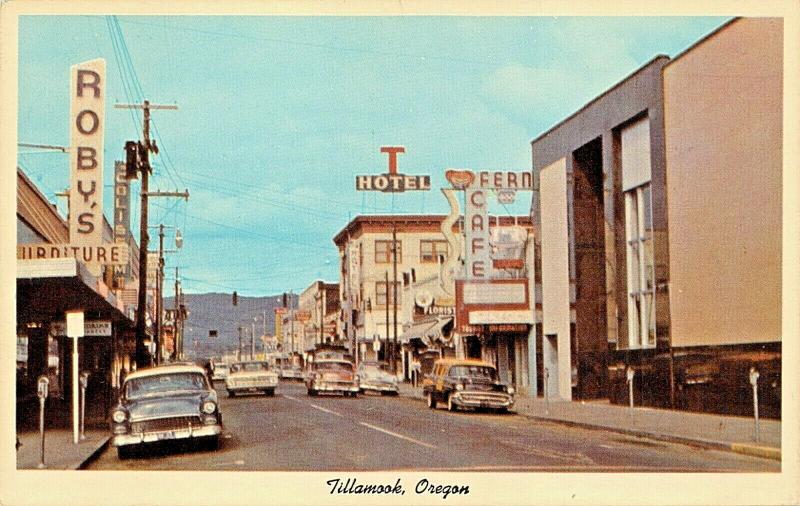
[74,436,111,470]
[400,391,781,461]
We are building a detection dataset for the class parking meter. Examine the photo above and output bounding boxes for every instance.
[37,376,50,400]
[37,376,49,468]
[749,367,759,386]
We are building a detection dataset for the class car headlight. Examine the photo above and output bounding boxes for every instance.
[202,400,216,414]
[455,383,464,391]
[112,409,127,423]
[354,375,360,383]
[507,386,515,395]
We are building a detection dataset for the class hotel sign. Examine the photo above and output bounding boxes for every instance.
[355,146,430,192]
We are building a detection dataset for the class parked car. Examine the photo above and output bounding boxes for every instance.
[356,361,399,395]
[422,358,515,413]
[211,362,229,382]
[281,364,305,380]
[225,361,279,397]
[110,364,222,459]
[306,359,359,397]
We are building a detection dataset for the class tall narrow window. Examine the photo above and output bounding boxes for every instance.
[621,116,656,349]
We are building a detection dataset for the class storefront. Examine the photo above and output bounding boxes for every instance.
[399,316,454,380]
[17,258,136,429]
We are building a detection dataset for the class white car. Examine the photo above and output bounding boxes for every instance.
[211,363,229,382]
[225,361,279,397]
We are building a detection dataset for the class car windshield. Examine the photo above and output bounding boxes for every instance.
[361,364,387,376]
[448,365,498,380]
[316,361,353,372]
[230,362,269,373]
[125,372,207,399]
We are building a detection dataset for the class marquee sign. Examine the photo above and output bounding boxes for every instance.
[113,161,131,285]
[355,146,431,192]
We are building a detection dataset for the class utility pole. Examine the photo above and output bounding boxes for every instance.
[251,319,256,360]
[117,100,178,369]
[155,224,165,364]
[174,267,181,360]
[237,326,242,361]
[290,291,295,356]
[392,225,399,376]
[384,270,390,365]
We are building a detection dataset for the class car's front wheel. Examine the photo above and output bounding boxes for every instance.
[264,388,275,396]
[426,391,437,409]
[227,390,235,398]
[447,394,457,412]
[307,389,317,396]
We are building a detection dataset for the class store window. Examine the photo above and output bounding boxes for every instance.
[420,240,448,263]
[375,281,402,306]
[375,240,401,264]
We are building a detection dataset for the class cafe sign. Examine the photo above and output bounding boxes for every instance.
[445,169,533,280]
[51,320,112,337]
[355,146,430,192]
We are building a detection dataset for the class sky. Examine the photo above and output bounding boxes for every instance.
[16,15,729,296]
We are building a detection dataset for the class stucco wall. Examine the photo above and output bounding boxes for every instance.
[664,17,782,347]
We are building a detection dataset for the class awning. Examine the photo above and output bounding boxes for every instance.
[17,258,132,326]
[400,317,453,346]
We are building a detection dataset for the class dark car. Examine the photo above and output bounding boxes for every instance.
[109,364,222,459]
[422,358,515,413]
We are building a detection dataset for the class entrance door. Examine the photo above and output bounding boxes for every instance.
[543,334,559,399]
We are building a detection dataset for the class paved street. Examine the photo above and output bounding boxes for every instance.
[87,381,778,472]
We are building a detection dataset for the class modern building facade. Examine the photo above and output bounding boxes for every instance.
[530,17,782,416]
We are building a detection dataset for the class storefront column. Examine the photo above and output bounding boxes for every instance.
[527,325,537,397]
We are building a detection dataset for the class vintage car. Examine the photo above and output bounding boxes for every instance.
[281,364,305,380]
[110,364,222,459]
[422,358,515,413]
[225,361,278,397]
[305,359,359,397]
[356,361,399,395]
[211,361,229,382]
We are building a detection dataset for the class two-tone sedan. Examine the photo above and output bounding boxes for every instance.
[306,359,359,397]
[110,364,222,459]
[423,358,515,413]
[356,361,399,396]
[225,361,279,397]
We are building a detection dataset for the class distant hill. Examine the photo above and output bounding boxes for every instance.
[164,292,297,360]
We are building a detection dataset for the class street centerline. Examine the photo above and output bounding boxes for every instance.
[309,403,344,417]
[359,422,437,449]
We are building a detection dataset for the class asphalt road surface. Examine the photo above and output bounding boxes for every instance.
[87,381,779,472]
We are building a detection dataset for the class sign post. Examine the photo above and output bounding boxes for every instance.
[749,367,760,442]
[37,376,50,468]
[79,371,90,441]
[66,310,84,444]
[627,366,635,424]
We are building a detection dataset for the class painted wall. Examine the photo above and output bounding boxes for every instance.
[539,158,571,400]
[664,17,782,347]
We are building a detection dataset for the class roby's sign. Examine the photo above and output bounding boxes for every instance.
[70,59,106,245]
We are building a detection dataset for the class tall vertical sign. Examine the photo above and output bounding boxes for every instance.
[113,161,130,286]
[465,188,489,278]
[69,59,106,275]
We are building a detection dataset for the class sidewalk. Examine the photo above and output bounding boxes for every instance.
[398,383,781,461]
[16,428,110,470]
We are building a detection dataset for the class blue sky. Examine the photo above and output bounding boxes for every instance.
[17,15,729,296]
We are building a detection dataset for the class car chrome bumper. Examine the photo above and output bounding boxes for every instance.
[360,382,399,392]
[226,381,278,390]
[452,392,515,408]
[313,382,359,393]
[113,424,221,446]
